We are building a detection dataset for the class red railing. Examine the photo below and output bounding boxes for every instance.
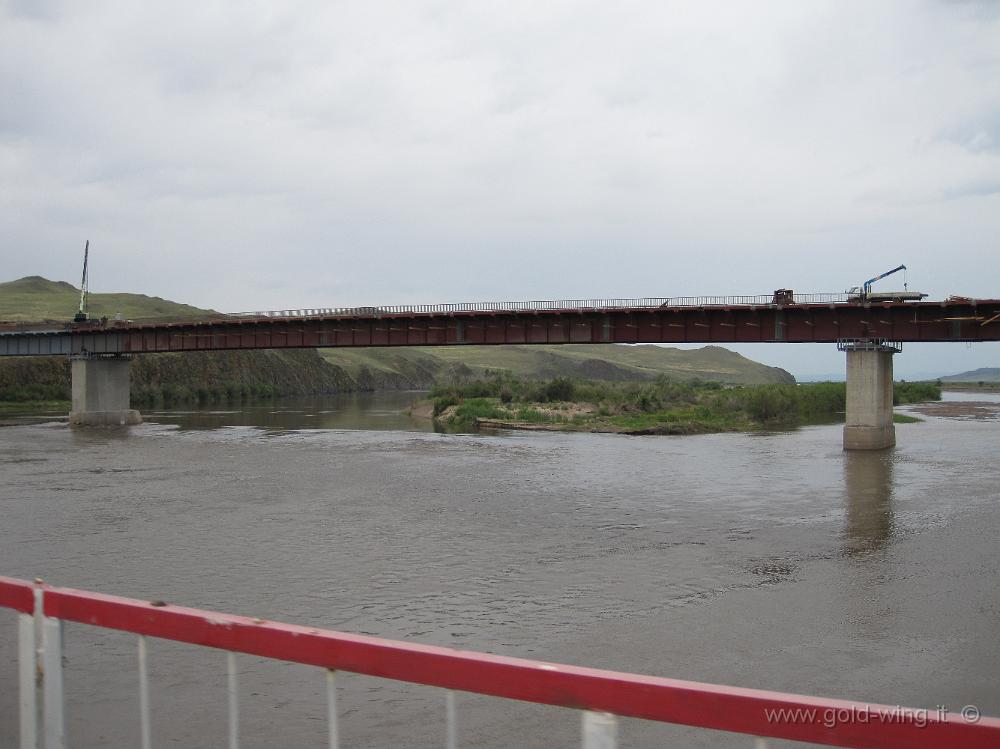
[3,575,999,748]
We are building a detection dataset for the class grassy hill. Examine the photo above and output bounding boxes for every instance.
[0,276,794,404]
[319,344,794,386]
[939,368,1000,383]
[0,276,216,322]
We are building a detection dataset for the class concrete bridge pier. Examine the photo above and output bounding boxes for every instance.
[840,339,899,451]
[69,354,142,426]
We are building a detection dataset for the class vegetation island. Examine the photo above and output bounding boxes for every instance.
[415,375,937,435]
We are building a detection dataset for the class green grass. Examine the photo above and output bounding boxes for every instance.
[411,343,795,384]
[0,383,70,401]
[515,407,551,423]
[426,375,942,434]
[604,405,748,434]
[0,276,218,322]
[439,398,510,430]
[0,400,69,412]
[893,381,941,405]
[893,413,923,423]
[319,343,797,387]
[940,382,1000,391]
[318,347,441,377]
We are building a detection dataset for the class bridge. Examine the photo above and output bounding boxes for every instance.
[2,293,998,449]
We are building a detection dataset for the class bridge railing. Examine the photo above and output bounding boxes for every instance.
[3,575,998,749]
[837,338,904,353]
[227,293,851,320]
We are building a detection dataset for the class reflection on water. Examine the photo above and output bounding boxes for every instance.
[843,451,895,555]
[143,391,435,432]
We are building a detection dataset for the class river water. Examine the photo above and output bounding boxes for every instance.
[1,391,998,747]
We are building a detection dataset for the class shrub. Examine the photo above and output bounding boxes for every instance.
[432,395,459,416]
[742,385,798,421]
[893,381,940,405]
[542,377,575,402]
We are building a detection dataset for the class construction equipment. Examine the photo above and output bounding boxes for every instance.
[73,241,90,322]
[847,264,927,303]
[772,289,794,305]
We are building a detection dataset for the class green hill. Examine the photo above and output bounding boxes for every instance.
[319,343,794,386]
[939,368,1000,383]
[0,276,216,322]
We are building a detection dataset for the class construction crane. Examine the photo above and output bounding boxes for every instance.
[74,240,90,322]
[847,264,926,303]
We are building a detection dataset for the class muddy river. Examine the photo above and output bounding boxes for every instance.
[1,391,997,747]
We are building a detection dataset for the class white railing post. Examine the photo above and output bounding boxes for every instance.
[326,670,339,749]
[581,711,617,749]
[227,652,239,749]
[42,615,65,749]
[32,584,43,748]
[138,636,152,749]
[445,690,457,749]
[18,612,37,749]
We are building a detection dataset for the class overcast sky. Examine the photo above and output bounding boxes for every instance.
[1,1,998,377]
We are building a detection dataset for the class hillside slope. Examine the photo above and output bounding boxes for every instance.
[0,350,353,404]
[0,276,216,321]
[430,343,793,384]
[319,344,794,386]
[939,367,1000,383]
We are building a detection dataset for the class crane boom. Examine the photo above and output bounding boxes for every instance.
[74,240,89,322]
[862,264,906,299]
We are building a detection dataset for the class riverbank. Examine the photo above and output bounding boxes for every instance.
[0,400,67,412]
[420,377,940,435]
[941,382,1000,393]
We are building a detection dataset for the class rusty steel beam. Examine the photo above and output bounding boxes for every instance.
[2,300,999,356]
[117,301,1000,353]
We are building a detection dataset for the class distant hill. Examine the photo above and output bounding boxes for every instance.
[0,277,795,403]
[939,368,1000,383]
[319,344,794,386]
[0,276,216,322]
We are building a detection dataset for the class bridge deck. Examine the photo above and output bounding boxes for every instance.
[1,297,998,356]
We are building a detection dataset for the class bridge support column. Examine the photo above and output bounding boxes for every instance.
[69,354,142,426]
[840,339,899,451]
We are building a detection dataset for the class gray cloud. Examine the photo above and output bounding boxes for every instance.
[939,114,1000,154]
[3,0,62,22]
[943,179,1000,200]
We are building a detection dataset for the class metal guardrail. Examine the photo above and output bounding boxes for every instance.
[3,575,998,749]
[837,338,904,353]
[0,293,851,333]
[228,293,852,320]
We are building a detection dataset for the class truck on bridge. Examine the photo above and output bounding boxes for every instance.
[846,264,927,303]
